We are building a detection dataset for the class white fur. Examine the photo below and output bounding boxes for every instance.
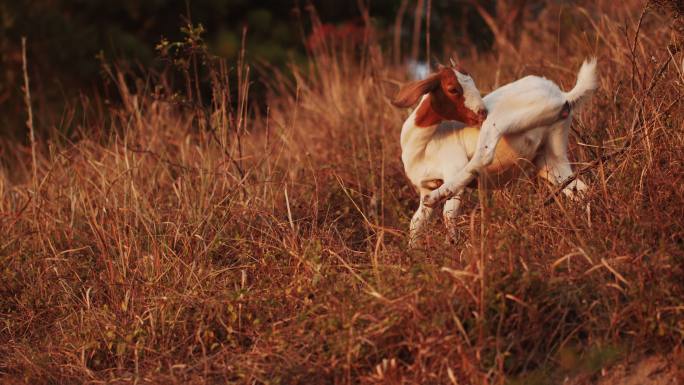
[402,59,598,245]
[455,70,486,113]
[564,58,598,106]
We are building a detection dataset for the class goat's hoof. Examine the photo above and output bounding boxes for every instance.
[563,184,588,202]
[562,180,588,202]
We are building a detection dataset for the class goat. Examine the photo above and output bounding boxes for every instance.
[393,58,598,245]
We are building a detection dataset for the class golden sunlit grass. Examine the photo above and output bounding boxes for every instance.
[1,1,683,384]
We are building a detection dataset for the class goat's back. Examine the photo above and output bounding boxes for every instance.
[483,76,563,114]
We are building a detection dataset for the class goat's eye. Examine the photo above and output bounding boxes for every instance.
[447,87,459,94]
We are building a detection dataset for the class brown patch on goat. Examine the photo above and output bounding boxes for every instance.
[414,96,445,127]
[391,74,440,108]
[393,67,485,127]
[415,90,484,127]
[420,179,444,190]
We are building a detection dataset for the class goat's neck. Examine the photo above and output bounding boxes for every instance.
[400,97,441,172]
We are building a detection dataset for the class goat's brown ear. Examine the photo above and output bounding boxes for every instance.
[392,73,440,108]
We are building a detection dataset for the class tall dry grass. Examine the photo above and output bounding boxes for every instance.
[1,1,683,384]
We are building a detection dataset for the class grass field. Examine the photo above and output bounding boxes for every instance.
[1,0,683,383]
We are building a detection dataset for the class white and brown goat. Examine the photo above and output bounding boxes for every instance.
[393,59,598,245]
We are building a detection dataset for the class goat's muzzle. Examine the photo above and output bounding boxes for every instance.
[560,102,571,119]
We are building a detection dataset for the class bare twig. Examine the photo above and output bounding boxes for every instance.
[393,0,409,65]
[646,50,675,96]
[21,37,37,187]
[469,0,517,54]
[411,0,425,63]
[630,1,650,92]
[426,0,432,67]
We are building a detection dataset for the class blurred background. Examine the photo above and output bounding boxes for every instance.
[1,1,498,78]
[0,0,512,136]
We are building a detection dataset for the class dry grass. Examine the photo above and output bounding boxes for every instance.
[1,1,683,384]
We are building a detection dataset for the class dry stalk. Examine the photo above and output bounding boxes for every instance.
[21,37,37,187]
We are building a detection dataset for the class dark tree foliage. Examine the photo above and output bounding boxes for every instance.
[0,0,492,136]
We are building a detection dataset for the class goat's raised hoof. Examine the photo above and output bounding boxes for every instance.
[420,179,443,190]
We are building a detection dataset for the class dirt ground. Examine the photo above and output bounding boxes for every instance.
[567,354,684,385]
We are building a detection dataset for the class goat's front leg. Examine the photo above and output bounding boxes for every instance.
[423,121,503,207]
[536,120,587,200]
[408,192,437,247]
[442,191,464,240]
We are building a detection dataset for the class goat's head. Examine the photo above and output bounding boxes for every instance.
[392,62,487,126]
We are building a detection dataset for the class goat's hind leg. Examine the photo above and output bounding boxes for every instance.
[535,119,588,200]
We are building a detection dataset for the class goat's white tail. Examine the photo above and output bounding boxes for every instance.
[564,58,598,107]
